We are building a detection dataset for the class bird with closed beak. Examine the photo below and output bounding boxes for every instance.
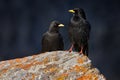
[41,21,64,53]
[68,8,91,56]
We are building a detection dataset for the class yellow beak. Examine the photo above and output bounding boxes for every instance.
[58,24,64,27]
[68,10,75,13]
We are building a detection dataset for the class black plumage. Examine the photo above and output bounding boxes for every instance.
[41,21,64,53]
[68,8,91,56]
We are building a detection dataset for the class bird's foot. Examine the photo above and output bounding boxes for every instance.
[68,48,73,53]
[79,52,83,55]
[68,44,74,53]
[79,50,83,55]
[79,47,83,55]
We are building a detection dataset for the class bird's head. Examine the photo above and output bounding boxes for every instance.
[68,8,86,19]
[49,21,64,33]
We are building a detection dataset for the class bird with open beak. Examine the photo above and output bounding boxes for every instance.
[41,20,64,53]
[68,8,91,56]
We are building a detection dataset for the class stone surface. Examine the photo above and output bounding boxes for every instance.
[0,51,106,80]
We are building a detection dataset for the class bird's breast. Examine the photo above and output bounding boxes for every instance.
[47,33,59,40]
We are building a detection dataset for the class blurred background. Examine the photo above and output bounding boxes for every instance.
[0,0,120,79]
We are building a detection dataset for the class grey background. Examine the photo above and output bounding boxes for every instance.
[0,0,120,80]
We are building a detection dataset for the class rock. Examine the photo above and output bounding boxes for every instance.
[0,51,106,80]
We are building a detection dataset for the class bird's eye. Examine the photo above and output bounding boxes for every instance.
[54,23,58,27]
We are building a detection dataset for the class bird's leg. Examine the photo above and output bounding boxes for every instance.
[79,46,83,54]
[69,44,74,52]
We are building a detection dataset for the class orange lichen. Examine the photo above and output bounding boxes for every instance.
[77,56,87,64]
[21,64,32,70]
[9,59,15,65]
[44,66,57,73]
[0,69,8,76]
[32,60,42,65]
[15,60,43,70]
[15,58,22,63]
[56,73,68,80]
[77,73,98,80]
[11,57,49,70]
[0,63,5,69]
[77,58,84,64]
[72,65,88,73]
[31,73,36,80]
[42,57,49,64]
[49,67,57,73]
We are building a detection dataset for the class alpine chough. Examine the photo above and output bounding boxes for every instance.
[68,8,91,56]
[41,21,64,53]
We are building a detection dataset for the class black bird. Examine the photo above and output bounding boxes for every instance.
[68,8,91,56]
[41,21,64,53]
